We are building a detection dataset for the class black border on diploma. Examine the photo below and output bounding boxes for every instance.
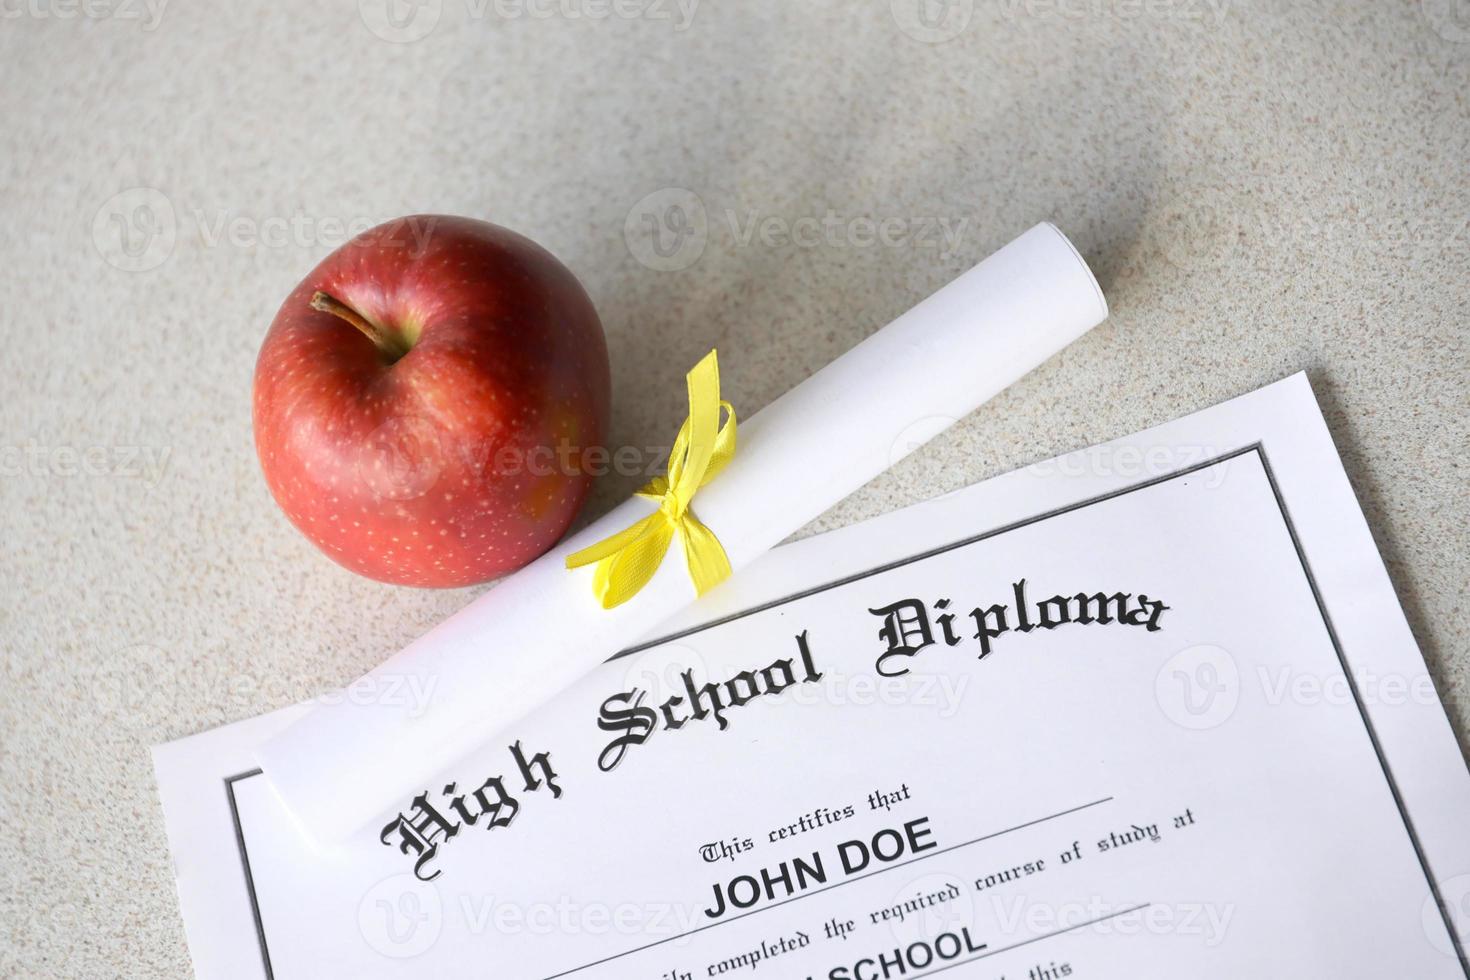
[222,445,1470,979]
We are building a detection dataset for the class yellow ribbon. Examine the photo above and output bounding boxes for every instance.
[566,350,736,609]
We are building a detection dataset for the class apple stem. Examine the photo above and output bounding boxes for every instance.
[310,291,410,362]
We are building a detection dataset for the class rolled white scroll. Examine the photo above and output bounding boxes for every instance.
[257,222,1108,844]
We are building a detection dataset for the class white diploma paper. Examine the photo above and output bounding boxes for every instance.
[258,222,1110,845]
[155,375,1470,980]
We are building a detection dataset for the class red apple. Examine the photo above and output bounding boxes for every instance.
[252,215,610,587]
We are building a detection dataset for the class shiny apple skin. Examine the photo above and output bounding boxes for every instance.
[252,215,610,587]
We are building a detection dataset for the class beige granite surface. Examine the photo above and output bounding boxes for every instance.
[1,0,1467,976]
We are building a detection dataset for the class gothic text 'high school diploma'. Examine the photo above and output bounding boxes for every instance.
[255,222,1110,845]
[155,376,1470,979]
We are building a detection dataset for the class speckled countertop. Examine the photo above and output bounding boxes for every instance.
[1,1,1466,975]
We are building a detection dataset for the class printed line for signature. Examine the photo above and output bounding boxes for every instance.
[542,796,1114,980]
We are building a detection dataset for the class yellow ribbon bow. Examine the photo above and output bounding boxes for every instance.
[565,350,737,609]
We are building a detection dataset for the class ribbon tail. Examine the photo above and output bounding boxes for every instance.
[666,351,722,507]
[565,511,665,570]
[678,511,732,597]
[698,401,738,486]
[592,520,676,609]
